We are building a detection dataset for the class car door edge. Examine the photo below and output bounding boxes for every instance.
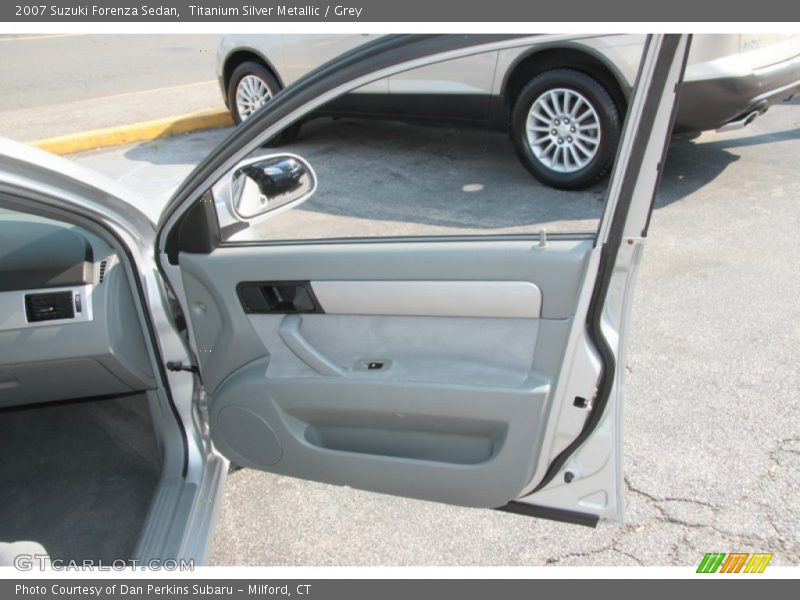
[505,35,692,522]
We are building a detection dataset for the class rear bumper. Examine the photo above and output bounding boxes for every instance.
[675,54,800,134]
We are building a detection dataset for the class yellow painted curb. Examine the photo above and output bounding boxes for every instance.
[30,108,234,155]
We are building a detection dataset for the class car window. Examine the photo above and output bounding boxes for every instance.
[215,41,645,244]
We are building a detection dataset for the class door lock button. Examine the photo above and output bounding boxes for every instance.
[354,359,392,372]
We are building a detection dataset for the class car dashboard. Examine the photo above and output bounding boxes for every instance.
[0,214,156,407]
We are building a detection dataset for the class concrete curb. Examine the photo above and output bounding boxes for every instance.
[30,108,233,155]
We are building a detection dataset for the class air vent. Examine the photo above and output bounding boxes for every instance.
[97,260,108,284]
[25,291,75,322]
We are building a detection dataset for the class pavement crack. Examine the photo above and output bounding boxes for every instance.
[667,530,690,564]
[624,476,719,514]
[611,545,645,566]
[544,544,615,566]
[545,536,646,566]
[622,476,777,545]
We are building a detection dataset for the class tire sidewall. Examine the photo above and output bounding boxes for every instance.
[511,70,620,190]
[227,62,282,124]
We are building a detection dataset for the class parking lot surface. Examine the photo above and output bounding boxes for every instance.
[72,98,800,566]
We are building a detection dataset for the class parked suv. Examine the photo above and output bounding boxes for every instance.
[217,34,800,189]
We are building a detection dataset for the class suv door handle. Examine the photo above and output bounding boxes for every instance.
[278,314,345,377]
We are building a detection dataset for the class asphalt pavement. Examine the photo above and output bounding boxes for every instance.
[0,34,222,140]
[71,98,800,566]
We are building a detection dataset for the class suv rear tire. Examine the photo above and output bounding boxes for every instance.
[510,69,621,190]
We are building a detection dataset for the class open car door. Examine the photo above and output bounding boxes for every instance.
[157,34,690,526]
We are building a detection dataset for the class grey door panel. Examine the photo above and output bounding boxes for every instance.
[209,359,550,507]
[255,314,540,388]
[178,238,590,507]
[179,240,591,393]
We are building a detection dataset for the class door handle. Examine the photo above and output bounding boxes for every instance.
[278,314,345,377]
[238,281,323,314]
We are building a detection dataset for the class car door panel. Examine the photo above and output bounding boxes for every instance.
[280,34,388,93]
[388,53,498,95]
[153,34,690,524]
[387,52,499,120]
[177,239,591,507]
[267,313,538,386]
[210,364,548,507]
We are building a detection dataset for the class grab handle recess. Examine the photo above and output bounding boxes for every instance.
[278,314,345,377]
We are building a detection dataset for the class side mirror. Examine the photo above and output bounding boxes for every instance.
[229,154,316,221]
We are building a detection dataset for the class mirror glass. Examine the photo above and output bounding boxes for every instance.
[230,155,316,220]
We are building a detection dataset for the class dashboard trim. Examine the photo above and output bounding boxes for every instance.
[0,284,93,331]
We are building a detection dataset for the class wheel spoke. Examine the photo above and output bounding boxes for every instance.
[548,91,562,116]
[539,99,556,119]
[568,145,582,167]
[550,146,561,171]
[569,97,584,118]
[574,139,593,157]
[556,146,567,170]
[563,91,574,116]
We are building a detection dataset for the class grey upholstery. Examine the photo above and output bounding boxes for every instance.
[0,394,160,561]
